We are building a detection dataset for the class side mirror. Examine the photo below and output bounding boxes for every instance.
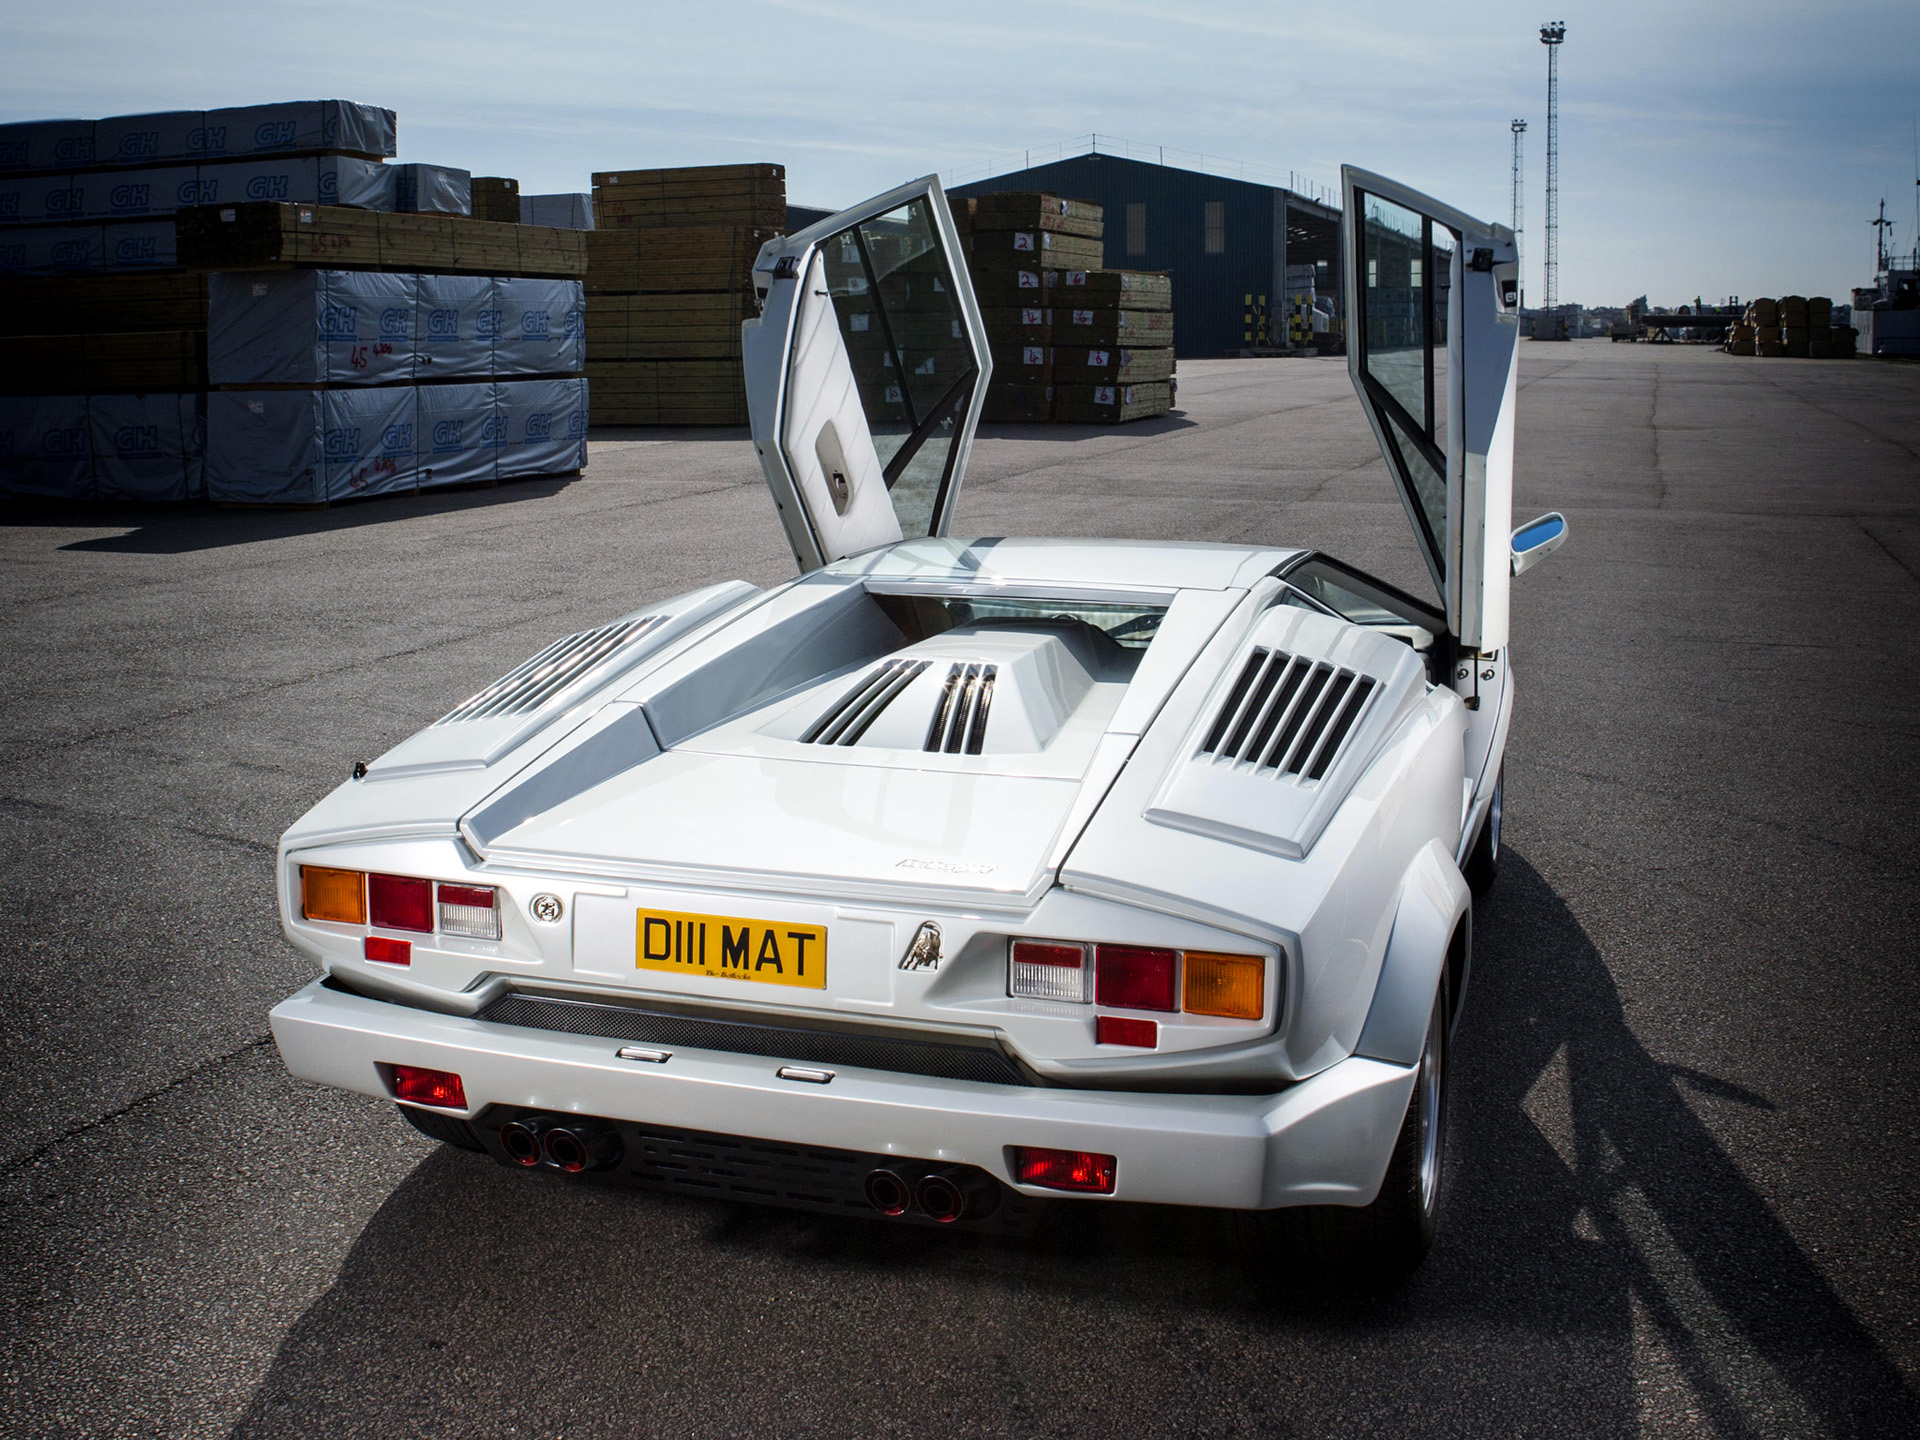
[1511,512,1568,577]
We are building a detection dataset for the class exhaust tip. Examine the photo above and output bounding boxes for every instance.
[863,1167,914,1217]
[499,1120,544,1167]
[915,1166,998,1224]
[541,1123,621,1174]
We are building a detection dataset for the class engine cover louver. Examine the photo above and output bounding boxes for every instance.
[801,658,930,746]
[1199,647,1377,782]
[437,615,662,725]
[926,662,998,754]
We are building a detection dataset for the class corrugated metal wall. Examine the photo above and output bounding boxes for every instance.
[952,154,1340,359]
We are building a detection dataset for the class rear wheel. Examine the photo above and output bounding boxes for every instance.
[1463,765,1502,894]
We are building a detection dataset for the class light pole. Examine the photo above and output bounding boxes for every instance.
[1540,23,1565,331]
[1510,119,1527,304]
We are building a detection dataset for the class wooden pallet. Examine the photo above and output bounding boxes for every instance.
[591,163,784,188]
[980,380,1053,423]
[471,176,521,224]
[595,196,788,231]
[965,192,1103,237]
[585,225,775,294]
[174,203,588,277]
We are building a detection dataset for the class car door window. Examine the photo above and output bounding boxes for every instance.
[814,198,977,542]
[1356,189,1456,584]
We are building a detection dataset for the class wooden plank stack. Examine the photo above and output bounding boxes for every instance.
[956,192,1175,423]
[175,202,586,278]
[1731,296,1853,358]
[471,176,521,224]
[585,164,784,425]
[0,271,210,395]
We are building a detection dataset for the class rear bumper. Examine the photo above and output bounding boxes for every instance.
[269,978,1415,1210]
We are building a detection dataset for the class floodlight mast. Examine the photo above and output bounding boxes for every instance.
[1511,119,1527,302]
[1540,23,1566,323]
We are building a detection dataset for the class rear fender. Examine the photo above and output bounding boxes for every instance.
[1354,840,1470,1065]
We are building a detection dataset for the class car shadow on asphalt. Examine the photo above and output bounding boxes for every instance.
[2,474,582,554]
[978,414,1198,442]
[223,853,1919,1438]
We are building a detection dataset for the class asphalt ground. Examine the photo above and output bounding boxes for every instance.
[1,344,1916,1438]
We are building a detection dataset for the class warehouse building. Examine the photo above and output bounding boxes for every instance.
[951,153,1342,358]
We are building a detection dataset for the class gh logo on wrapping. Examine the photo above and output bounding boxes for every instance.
[115,131,159,160]
[43,426,87,456]
[114,234,157,263]
[520,310,550,340]
[246,174,290,201]
[427,309,459,340]
[320,304,357,340]
[109,183,151,214]
[477,309,502,339]
[187,126,228,155]
[51,239,93,265]
[255,121,299,149]
[480,414,506,448]
[432,419,464,451]
[381,423,412,454]
[525,412,552,440]
[324,428,361,459]
[379,308,409,338]
[0,195,19,220]
[113,425,160,455]
[567,409,588,438]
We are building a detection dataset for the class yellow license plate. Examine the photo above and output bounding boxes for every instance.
[635,907,827,990]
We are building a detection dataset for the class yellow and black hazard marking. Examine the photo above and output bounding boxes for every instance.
[634,907,827,989]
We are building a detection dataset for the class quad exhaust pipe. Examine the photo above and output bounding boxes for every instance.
[863,1163,997,1223]
[498,1116,622,1173]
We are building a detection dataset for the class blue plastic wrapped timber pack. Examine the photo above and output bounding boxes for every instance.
[203,269,586,503]
[0,392,205,501]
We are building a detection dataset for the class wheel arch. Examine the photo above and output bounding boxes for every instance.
[1353,839,1472,1066]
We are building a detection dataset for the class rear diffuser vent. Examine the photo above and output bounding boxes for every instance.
[802,659,930,745]
[926,662,998,755]
[438,616,661,725]
[1199,647,1377,781]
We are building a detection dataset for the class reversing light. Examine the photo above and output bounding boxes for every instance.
[1094,945,1178,1012]
[1182,951,1265,1019]
[364,936,411,966]
[368,873,433,933]
[390,1064,466,1109]
[1009,1145,1117,1194]
[301,866,366,924]
[1095,1015,1157,1048]
[437,883,501,940]
[1009,940,1090,1002]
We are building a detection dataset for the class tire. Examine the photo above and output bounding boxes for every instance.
[1463,764,1502,894]
[1296,982,1450,1280]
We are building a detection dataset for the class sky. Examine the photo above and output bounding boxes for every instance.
[4,0,1916,307]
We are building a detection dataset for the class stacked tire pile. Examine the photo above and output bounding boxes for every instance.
[585,164,785,425]
[956,192,1175,424]
[1729,296,1856,358]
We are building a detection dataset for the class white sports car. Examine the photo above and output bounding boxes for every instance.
[269,167,1565,1272]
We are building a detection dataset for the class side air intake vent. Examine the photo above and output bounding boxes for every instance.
[926,662,998,755]
[437,616,662,725]
[801,659,930,745]
[1199,647,1377,782]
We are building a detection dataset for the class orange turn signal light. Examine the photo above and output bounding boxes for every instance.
[1182,951,1265,1019]
[301,866,366,925]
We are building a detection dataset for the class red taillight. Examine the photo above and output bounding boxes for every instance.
[1094,944,1178,1012]
[364,935,411,966]
[369,874,433,932]
[1010,1146,1117,1194]
[390,1065,466,1109]
[1095,1015,1157,1048]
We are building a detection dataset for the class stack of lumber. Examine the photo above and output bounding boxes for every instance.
[176,202,585,277]
[472,177,521,224]
[585,163,784,424]
[955,192,1175,423]
[1730,296,1852,358]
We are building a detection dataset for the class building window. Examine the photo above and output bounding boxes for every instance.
[1204,201,1225,254]
[1368,258,1377,287]
[1126,203,1146,256]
